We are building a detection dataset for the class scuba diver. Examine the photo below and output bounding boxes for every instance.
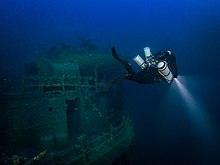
[102,46,178,92]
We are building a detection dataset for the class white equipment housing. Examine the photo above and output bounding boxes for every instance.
[133,55,147,69]
[157,61,173,83]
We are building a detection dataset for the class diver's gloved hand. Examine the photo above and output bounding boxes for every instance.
[158,50,172,56]
[155,50,171,60]
[157,50,167,56]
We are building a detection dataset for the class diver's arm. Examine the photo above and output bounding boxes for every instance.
[168,52,178,78]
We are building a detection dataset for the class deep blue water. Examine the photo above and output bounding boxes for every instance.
[1,0,220,164]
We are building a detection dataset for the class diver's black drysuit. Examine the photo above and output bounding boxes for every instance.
[111,47,178,84]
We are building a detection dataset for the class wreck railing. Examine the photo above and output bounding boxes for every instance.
[22,75,103,93]
[46,116,134,164]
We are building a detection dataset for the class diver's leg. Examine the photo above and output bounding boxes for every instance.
[111,47,129,65]
[111,47,136,75]
[101,72,128,93]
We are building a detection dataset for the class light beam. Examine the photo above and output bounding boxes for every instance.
[173,76,217,144]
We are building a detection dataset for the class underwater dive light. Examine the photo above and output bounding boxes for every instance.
[157,61,173,83]
[133,55,147,69]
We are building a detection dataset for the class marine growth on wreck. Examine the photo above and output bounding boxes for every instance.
[0,43,134,165]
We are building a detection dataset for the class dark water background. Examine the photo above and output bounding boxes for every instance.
[1,0,220,164]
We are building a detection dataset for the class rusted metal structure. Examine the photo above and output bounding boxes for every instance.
[0,45,134,164]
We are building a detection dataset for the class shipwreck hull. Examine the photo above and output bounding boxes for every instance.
[45,117,133,165]
[0,45,134,164]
